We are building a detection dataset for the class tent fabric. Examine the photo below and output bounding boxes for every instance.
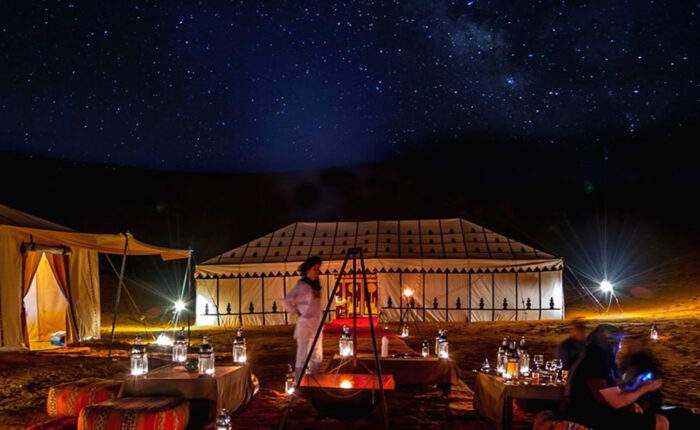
[1,205,190,349]
[3,226,190,261]
[203,218,554,265]
[195,218,564,327]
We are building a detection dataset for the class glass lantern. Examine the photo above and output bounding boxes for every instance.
[285,363,296,396]
[130,336,149,376]
[172,330,188,364]
[421,339,430,358]
[518,336,530,376]
[215,408,232,430]
[437,330,449,359]
[232,327,247,363]
[496,337,508,375]
[198,336,215,375]
[504,339,520,380]
[401,324,409,338]
[339,324,353,357]
[650,324,658,341]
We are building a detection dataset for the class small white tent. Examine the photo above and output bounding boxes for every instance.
[0,204,190,350]
[195,218,564,327]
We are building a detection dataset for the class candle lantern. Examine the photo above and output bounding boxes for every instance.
[481,358,491,372]
[421,339,430,358]
[130,336,149,376]
[339,324,353,357]
[517,336,530,376]
[505,339,520,380]
[172,330,188,364]
[401,324,409,338]
[436,330,449,359]
[496,337,508,375]
[285,363,296,395]
[232,327,247,363]
[215,408,232,430]
[198,336,215,375]
[650,324,658,341]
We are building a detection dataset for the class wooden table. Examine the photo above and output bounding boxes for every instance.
[120,364,253,426]
[325,353,461,394]
[473,372,564,430]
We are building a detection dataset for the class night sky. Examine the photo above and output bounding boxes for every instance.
[1,1,697,173]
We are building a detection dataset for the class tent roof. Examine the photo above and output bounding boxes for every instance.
[1,204,190,261]
[203,218,556,266]
[0,203,73,232]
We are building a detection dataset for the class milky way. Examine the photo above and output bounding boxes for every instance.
[0,1,696,172]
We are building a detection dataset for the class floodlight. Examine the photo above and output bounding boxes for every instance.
[174,299,186,312]
[599,279,613,293]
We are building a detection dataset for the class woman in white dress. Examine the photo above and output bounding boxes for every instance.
[282,256,324,381]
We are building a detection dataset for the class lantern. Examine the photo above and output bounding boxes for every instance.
[496,337,508,375]
[650,324,658,341]
[421,339,430,358]
[436,330,449,359]
[339,324,353,357]
[401,324,409,338]
[285,363,296,396]
[517,336,530,376]
[504,339,520,380]
[215,408,232,430]
[155,332,173,346]
[172,330,188,364]
[130,336,149,376]
[481,358,491,372]
[232,327,247,363]
[198,336,215,375]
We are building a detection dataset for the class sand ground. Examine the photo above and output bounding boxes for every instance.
[1,311,698,429]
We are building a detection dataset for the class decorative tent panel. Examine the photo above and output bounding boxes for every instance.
[203,218,555,265]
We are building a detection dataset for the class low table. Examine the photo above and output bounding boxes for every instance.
[120,364,253,424]
[473,372,564,430]
[325,353,460,394]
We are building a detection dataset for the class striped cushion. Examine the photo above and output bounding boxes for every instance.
[47,378,122,417]
[77,397,189,430]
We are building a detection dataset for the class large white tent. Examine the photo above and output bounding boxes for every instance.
[0,204,190,350]
[195,218,564,327]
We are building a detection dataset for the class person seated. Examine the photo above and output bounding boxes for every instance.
[564,324,668,430]
[557,319,587,370]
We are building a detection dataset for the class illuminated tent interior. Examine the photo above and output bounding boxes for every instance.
[0,204,190,351]
[195,218,564,327]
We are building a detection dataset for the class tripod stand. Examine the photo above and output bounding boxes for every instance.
[279,247,389,428]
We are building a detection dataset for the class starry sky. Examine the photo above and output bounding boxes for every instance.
[1,1,697,173]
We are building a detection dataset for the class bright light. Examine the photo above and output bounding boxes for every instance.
[155,333,173,346]
[174,300,186,312]
[599,279,613,293]
[402,287,414,298]
[339,379,353,389]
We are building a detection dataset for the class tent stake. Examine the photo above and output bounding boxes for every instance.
[108,235,129,358]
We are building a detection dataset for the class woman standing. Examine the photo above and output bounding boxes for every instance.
[282,256,324,381]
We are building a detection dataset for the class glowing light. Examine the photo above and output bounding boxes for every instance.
[286,386,295,395]
[339,379,353,389]
[155,333,174,346]
[599,279,613,293]
[402,287,414,298]
[174,300,186,312]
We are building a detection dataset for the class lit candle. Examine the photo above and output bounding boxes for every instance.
[339,379,353,389]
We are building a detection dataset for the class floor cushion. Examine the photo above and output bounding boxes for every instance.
[77,396,189,430]
[47,378,122,417]
[26,416,77,430]
[533,410,593,430]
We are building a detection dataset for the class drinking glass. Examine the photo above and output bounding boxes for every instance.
[553,359,563,371]
[533,355,544,370]
[545,361,553,372]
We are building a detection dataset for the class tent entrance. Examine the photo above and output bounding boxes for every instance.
[23,253,69,350]
[335,274,378,318]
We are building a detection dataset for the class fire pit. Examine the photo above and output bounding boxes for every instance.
[300,373,395,418]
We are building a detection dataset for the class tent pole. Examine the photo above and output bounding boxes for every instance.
[108,235,129,358]
[359,247,389,427]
